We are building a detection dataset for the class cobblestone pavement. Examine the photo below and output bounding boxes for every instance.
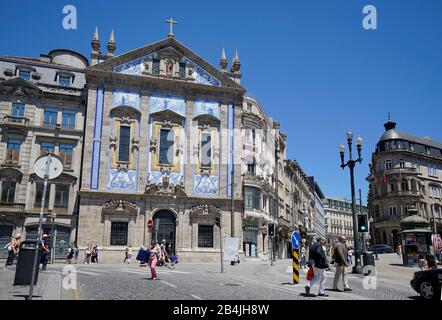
[0,253,422,300]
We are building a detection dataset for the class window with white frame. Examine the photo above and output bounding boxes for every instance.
[399,159,405,168]
[385,160,392,170]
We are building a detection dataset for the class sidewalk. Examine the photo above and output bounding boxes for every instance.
[0,265,72,300]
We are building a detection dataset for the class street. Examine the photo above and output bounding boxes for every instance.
[0,254,422,300]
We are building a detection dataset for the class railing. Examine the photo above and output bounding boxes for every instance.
[0,202,25,210]
[53,206,69,214]
[3,116,29,127]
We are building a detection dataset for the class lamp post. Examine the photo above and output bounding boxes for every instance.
[50,212,56,264]
[369,217,379,260]
[339,132,364,274]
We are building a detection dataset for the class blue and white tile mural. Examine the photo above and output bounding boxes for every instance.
[109,169,137,192]
[112,91,141,109]
[193,174,218,195]
[113,53,156,75]
[150,95,186,117]
[183,57,221,86]
[194,101,220,119]
[148,171,183,186]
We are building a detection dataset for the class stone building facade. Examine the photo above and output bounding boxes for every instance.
[367,120,442,248]
[324,196,368,247]
[0,50,87,257]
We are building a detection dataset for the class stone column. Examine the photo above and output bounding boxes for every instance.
[138,90,150,191]
[82,87,97,190]
[219,100,229,198]
[103,219,111,246]
[191,220,198,250]
[98,91,113,190]
[128,217,135,246]
[185,97,195,194]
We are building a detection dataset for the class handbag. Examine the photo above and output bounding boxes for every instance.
[306,267,314,281]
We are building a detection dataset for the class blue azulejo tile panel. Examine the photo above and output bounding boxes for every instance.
[112,91,141,109]
[183,57,221,86]
[194,100,220,119]
[109,169,137,192]
[193,174,218,196]
[113,53,156,75]
[150,95,186,117]
[90,141,101,190]
[148,171,183,186]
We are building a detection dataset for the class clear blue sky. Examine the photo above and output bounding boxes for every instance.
[1,0,441,203]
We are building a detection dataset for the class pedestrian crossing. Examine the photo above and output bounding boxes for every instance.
[43,265,191,277]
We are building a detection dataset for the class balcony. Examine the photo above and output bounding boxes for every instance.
[0,202,25,211]
[2,116,29,129]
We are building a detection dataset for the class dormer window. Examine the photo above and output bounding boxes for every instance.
[19,70,31,81]
[59,75,71,87]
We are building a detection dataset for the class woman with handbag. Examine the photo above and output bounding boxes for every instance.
[148,240,160,280]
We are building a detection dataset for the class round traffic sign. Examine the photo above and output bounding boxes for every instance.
[291,231,301,250]
[34,154,63,180]
[147,219,153,231]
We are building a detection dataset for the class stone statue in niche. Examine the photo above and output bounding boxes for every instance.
[165,59,174,77]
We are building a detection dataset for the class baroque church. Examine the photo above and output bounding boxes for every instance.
[0,22,315,263]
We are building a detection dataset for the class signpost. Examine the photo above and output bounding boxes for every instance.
[28,154,63,300]
[291,231,301,285]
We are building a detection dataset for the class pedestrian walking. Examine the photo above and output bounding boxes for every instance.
[396,244,402,256]
[124,245,133,264]
[5,234,21,267]
[40,234,50,270]
[332,236,352,292]
[148,240,160,280]
[83,243,92,264]
[91,245,98,263]
[74,245,79,264]
[347,247,354,265]
[300,245,307,269]
[66,245,75,264]
[304,236,329,297]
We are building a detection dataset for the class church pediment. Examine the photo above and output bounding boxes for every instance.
[0,77,42,96]
[90,37,243,90]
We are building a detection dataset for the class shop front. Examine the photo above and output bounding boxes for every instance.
[243,223,259,257]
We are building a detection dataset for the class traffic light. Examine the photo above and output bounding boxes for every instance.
[358,214,368,233]
[268,224,275,237]
[215,217,221,228]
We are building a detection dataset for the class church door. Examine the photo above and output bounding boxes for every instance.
[152,210,176,254]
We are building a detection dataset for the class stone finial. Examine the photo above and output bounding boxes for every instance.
[91,26,101,53]
[220,48,228,70]
[232,50,241,72]
[107,29,116,56]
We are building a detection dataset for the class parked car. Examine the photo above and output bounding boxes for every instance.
[410,269,442,300]
[368,244,393,254]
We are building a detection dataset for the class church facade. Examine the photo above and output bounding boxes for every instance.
[78,29,249,262]
[77,26,316,262]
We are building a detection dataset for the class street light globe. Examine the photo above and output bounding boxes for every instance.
[356,136,363,147]
[339,144,345,153]
[369,217,374,223]
[50,212,57,220]
[346,131,353,141]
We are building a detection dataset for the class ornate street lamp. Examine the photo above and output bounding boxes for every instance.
[339,132,364,274]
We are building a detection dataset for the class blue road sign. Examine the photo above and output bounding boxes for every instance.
[291,231,301,250]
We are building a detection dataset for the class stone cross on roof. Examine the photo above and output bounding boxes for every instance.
[165,18,178,38]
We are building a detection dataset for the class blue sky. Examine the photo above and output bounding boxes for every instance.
[1,0,441,203]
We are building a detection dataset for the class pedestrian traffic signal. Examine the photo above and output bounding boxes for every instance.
[215,217,221,228]
[358,214,368,233]
[268,224,275,237]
